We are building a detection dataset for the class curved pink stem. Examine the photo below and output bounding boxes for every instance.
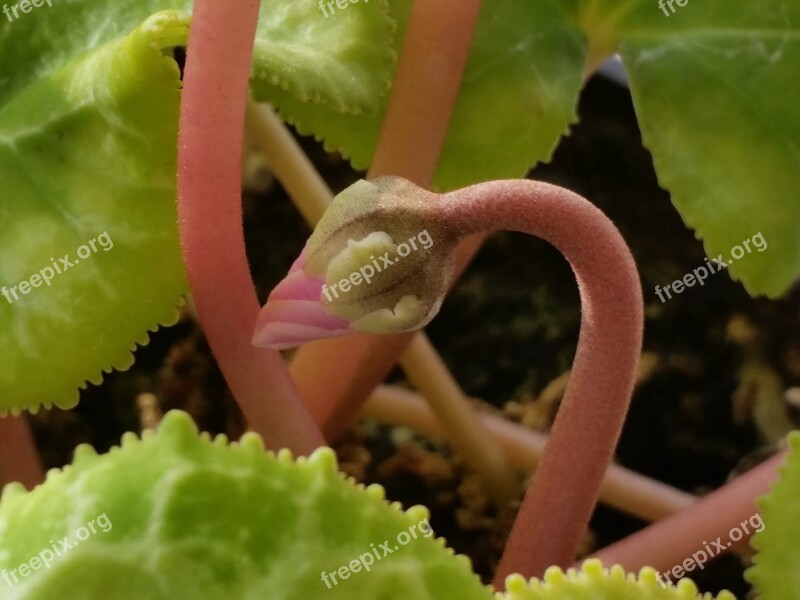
[177,0,323,454]
[439,180,643,585]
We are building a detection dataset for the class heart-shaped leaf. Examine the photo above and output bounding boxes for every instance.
[0,0,395,413]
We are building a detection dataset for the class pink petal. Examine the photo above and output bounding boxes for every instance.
[258,299,350,330]
[268,270,326,302]
[252,261,354,349]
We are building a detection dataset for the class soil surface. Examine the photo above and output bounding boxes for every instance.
[28,75,800,597]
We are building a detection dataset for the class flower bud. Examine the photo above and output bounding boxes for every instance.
[252,177,458,349]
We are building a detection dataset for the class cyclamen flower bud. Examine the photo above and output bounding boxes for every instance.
[252,177,458,349]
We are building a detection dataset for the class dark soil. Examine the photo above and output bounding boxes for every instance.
[27,75,800,597]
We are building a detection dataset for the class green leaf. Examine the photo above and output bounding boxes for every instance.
[0,0,395,115]
[264,0,800,295]
[0,411,494,600]
[746,434,800,599]
[0,11,189,413]
[581,0,800,297]
[250,0,396,115]
[260,0,587,191]
[500,559,736,600]
[0,0,395,413]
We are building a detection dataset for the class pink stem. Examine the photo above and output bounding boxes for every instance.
[368,0,483,182]
[0,414,44,490]
[289,0,483,434]
[439,180,643,585]
[588,451,785,573]
[177,0,323,454]
[287,0,603,438]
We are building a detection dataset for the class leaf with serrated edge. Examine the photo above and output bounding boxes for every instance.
[260,0,587,192]
[579,0,800,297]
[250,0,395,115]
[746,433,800,599]
[0,11,188,413]
[0,411,493,599]
[499,559,737,600]
[0,0,394,413]
[0,0,395,114]
[267,0,800,296]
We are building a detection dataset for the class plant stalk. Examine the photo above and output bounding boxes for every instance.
[399,335,520,503]
[280,1,619,442]
[436,180,643,585]
[588,451,785,573]
[364,385,696,522]
[176,0,323,454]
[288,0,485,436]
[245,101,518,503]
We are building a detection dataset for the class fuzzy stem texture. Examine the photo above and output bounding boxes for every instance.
[438,180,643,585]
[177,0,323,454]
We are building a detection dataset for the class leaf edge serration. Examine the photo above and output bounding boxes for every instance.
[744,433,800,599]
[0,410,493,599]
[499,559,738,600]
